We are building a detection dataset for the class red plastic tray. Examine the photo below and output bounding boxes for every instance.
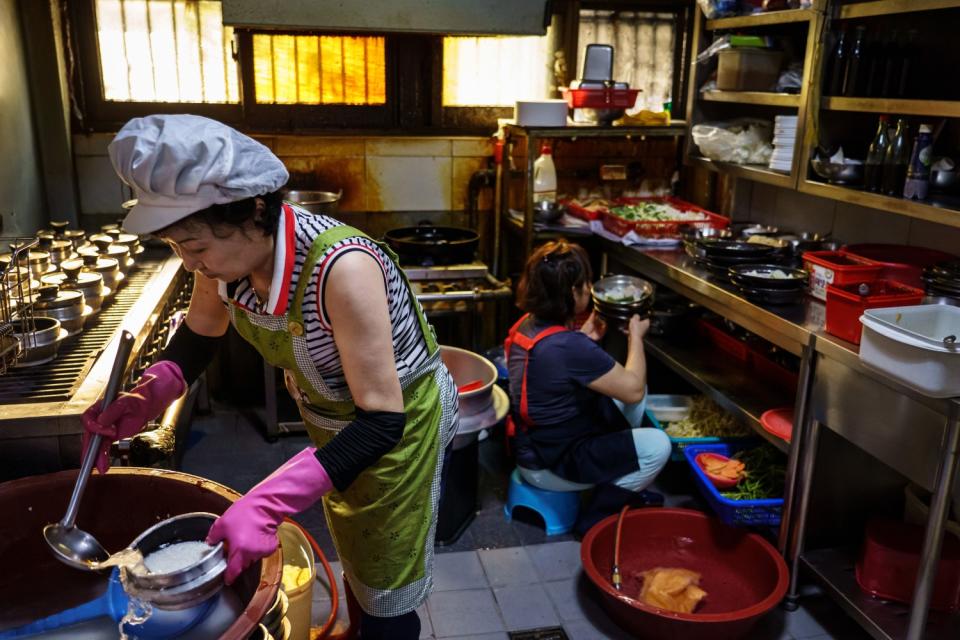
[824,279,924,345]
[842,244,958,290]
[802,251,882,301]
[600,197,731,238]
[562,87,641,109]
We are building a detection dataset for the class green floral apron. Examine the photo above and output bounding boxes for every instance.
[225,224,458,616]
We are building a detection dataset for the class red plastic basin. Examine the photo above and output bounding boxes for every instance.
[581,508,788,640]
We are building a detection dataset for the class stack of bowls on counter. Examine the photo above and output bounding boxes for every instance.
[727,264,809,305]
[592,274,655,326]
[923,261,960,305]
[32,285,92,336]
[8,316,69,366]
[81,235,133,276]
[769,115,797,174]
[693,237,787,282]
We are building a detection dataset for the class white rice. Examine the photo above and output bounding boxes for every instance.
[143,541,214,574]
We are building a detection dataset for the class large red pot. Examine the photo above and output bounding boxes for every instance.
[581,507,788,640]
[0,468,281,639]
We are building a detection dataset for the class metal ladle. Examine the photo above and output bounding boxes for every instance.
[44,329,135,570]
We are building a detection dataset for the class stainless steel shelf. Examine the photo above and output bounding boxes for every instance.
[802,547,960,640]
[645,336,792,453]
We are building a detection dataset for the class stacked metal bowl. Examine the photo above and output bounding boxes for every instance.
[592,274,655,325]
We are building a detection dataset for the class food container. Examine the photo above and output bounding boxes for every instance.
[803,251,882,301]
[82,237,133,274]
[825,280,924,345]
[684,443,784,528]
[856,518,960,611]
[716,48,783,91]
[2,246,52,280]
[561,87,641,125]
[842,244,958,290]
[33,285,90,336]
[600,197,730,238]
[42,259,107,314]
[439,345,498,418]
[285,190,342,215]
[859,305,960,397]
[514,99,569,127]
[646,394,693,423]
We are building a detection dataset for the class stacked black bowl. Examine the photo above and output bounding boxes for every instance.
[592,274,655,326]
[923,261,960,302]
[695,238,789,282]
[728,264,809,305]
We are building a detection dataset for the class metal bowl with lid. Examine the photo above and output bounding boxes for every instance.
[104,229,143,256]
[80,252,123,294]
[592,274,655,324]
[122,512,227,610]
[42,259,107,313]
[33,285,91,336]
[82,237,133,274]
[36,233,76,267]
[3,244,53,280]
[10,316,68,366]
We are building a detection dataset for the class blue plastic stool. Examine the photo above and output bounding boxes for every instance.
[504,469,583,535]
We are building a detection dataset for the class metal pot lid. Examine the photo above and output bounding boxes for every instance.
[34,285,83,310]
[102,230,140,246]
[79,253,120,273]
[82,239,129,259]
[41,270,103,290]
[36,234,74,252]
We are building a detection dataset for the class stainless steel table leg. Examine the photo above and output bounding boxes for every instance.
[785,416,822,610]
[905,399,960,640]
[779,338,817,557]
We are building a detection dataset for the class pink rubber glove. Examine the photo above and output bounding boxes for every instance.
[207,447,333,584]
[81,360,187,474]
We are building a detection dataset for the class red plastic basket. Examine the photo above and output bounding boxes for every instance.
[842,244,958,289]
[600,197,731,238]
[857,519,960,611]
[824,279,924,345]
[562,87,640,109]
[802,251,882,301]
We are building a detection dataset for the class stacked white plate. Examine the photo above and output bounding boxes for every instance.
[769,115,798,173]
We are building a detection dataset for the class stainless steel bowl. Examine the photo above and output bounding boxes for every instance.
[533,200,566,224]
[10,317,68,366]
[592,274,655,323]
[931,168,959,192]
[123,512,227,610]
[285,190,342,215]
[811,158,864,185]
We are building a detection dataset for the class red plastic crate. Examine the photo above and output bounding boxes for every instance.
[600,197,731,238]
[697,318,750,363]
[802,251,882,301]
[842,244,958,290]
[825,279,924,345]
[561,87,640,109]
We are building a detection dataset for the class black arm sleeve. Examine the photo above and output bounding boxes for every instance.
[159,322,224,385]
[313,408,406,491]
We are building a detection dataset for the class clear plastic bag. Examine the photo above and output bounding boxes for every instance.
[692,120,774,165]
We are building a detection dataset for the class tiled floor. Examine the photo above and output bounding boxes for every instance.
[180,406,872,640]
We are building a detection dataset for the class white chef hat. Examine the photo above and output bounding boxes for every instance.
[108,114,289,235]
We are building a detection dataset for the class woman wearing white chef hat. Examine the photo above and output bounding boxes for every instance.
[81,114,458,639]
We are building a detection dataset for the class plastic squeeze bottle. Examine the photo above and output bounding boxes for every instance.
[533,143,557,204]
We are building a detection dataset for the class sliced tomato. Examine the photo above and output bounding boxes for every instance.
[695,452,744,490]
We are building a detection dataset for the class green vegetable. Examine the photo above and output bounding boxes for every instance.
[719,445,785,501]
[663,397,751,439]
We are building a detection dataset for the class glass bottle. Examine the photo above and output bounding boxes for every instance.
[827,27,849,96]
[843,25,867,97]
[903,123,933,200]
[864,115,890,193]
[882,118,910,197]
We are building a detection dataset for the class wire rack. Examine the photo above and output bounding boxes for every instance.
[1,237,40,374]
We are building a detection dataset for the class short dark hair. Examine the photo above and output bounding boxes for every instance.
[156,189,285,239]
[516,240,592,325]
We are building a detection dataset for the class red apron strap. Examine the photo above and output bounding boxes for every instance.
[505,315,568,429]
